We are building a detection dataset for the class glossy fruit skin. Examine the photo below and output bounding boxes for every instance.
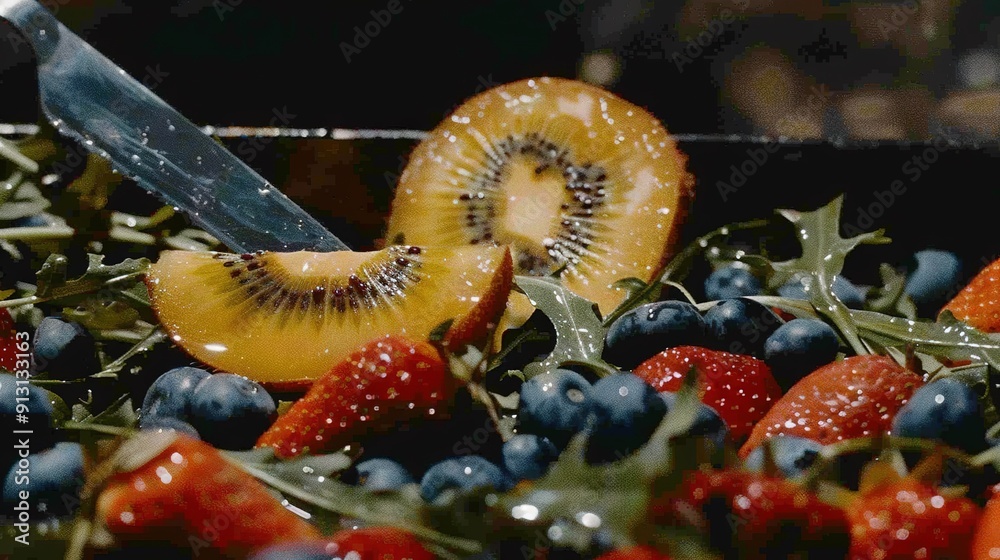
[32,316,99,379]
[743,435,823,479]
[704,266,762,301]
[502,434,559,481]
[633,346,782,441]
[139,366,211,426]
[256,335,454,458]
[0,373,54,471]
[140,416,201,439]
[905,249,962,312]
[778,273,867,308]
[741,355,924,457]
[3,442,85,520]
[327,527,435,560]
[763,318,840,390]
[594,546,672,560]
[973,484,1000,560]
[189,373,277,450]
[660,469,850,559]
[419,455,512,503]
[942,256,1000,332]
[0,308,17,374]
[604,301,706,369]
[703,297,782,358]
[517,369,594,448]
[848,478,981,560]
[97,433,320,558]
[351,458,415,491]
[658,391,729,450]
[891,377,987,453]
[585,373,667,464]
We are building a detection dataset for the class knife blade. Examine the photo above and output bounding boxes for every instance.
[0,0,349,253]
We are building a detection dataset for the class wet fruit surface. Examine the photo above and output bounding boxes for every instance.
[385,77,694,316]
[146,245,512,385]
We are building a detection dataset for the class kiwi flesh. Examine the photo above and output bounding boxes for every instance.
[146,245,513,389]
[385,77,694,321]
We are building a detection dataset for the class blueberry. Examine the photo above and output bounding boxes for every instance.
[353,458,415,491]
[12,213,62,228]
[140,416,201,439]
[139,366,212,425]
[586,373,667,464]
[659,391,729,449]
[891,378,986,453]
[764,319,840,390]
[778,274,867,309]
[604,301,706,369]
[188,373,277,450]
[502,435,559,481]
[703,298,783,358]
[248,542,332,560]
[744,435,823,479]
[420,455,511,503]
[3,442,84,519]
[32,317,99,379]
[0,374,54,471]
[517,369,593,448]
[704,266,762,301]
[905,250,962,312]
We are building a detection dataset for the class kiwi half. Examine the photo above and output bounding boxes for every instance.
[385,77,694,319]
[146,245,512,388]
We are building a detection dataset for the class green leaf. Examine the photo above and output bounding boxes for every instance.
[611,277,662,308]
[865,263,918,319]
[35,253,150,301]
[515,276,617,379]
[771,196,891,355]
[62,296,141,331]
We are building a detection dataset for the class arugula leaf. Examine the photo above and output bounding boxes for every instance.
[865,263,918,319]
[771,196,891,355]
[516,276,617,379]
[34,253,150,302]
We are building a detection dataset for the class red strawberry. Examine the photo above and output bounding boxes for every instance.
[848,477,981,559]
[655,469,850,559]
[973,483,1000,560]
[256,334,456,458]
[96,432,320,559]
[248,527,435,560]
[740,355,924,457]
[633,346,782,440]
[0,308,18,373]
[942,256,1000,331]
[595,546,672,560]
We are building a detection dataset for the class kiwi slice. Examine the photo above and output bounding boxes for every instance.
[385,77,694,318]
[146,245,512,388]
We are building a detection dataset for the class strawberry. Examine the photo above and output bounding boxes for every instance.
[740,355,924,457]
[96,432,320,559]
[633,346,783,440]
[848,477,981,559]
[249,527,435,560]
[655,469,850,559]
[256,334,456,458]
[594,546,672,560]
[972,483,1000,560]
[0,308,18,373]
[942,256,1000,332]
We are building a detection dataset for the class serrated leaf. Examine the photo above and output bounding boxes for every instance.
[78,394,137,429]
[35,253,150,301]
[771,196,891,355]
[515,276,617,379]
[866,263,918,319]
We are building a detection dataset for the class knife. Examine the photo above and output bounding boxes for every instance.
[0,0,350,253]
